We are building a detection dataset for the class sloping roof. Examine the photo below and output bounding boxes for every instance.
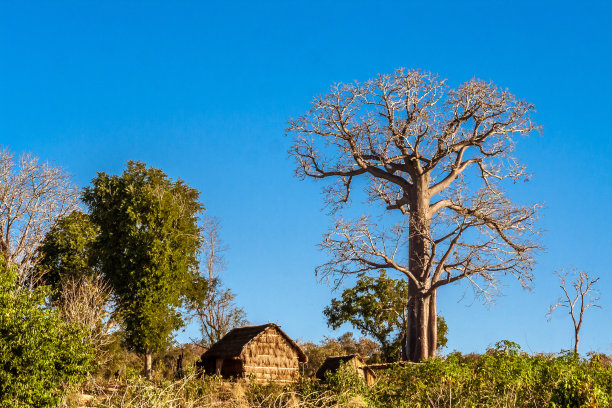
[201,323,307,363]
[315,354,366,380]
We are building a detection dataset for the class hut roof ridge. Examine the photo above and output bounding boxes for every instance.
[201,323,307,362]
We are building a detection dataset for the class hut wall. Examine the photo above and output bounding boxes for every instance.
[240,329,301,382]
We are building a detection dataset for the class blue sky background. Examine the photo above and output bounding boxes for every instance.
[1,0,610,354]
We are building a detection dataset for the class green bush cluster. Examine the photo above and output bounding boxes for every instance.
[0,261,94,408]
[367,343,611,408]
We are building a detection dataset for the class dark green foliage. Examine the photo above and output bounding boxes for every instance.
[324,270,448,361]
[82,161,206,355]
[0,259,94,408]
[37,210,99,291]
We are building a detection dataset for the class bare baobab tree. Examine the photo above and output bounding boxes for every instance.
[288,69,541,361]
[0,148,79,286]
[547,268,601,354]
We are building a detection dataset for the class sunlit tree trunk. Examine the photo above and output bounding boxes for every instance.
[144,349,153,380]
[404,177,436,361]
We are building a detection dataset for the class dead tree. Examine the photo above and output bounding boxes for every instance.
[192,217,246,346]
[288,69,541,361]
[547,268,601,354]
[57,273,116,363]
[0,148,79,286]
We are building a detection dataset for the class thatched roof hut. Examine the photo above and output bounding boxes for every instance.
[197,323,307,382]
[315,354,376,386]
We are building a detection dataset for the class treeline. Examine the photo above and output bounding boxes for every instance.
[0,150,245,406]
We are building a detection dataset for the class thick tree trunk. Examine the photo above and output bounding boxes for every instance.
[404,291,436,361]
[144,349,153,380]
[403,177,438,362]
[428,289,437,357]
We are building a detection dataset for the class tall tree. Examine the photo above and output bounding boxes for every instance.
[83,161,205,379]
[0,148,79,286]
[288,69,541,361]
[547,267,601,354]
[190,217,246,346]
[324,270,448,361]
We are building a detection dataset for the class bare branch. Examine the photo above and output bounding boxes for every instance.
[0,147,79,286]
[547,267,601,354]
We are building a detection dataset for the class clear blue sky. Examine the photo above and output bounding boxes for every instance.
[1,0,610,355]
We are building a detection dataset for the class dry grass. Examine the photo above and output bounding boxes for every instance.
[63,374,362,408]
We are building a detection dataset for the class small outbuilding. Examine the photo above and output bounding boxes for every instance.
[196,323,307,382]
[315,354,376,386]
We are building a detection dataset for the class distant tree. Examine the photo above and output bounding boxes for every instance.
[82,161,206,379]
[190,217,246,347]
[324,270,448,361]
[0,258,93,407]
[288,69,541,361]
[37,210,99,291]
[0,148,79,286]
[547,267,601,354]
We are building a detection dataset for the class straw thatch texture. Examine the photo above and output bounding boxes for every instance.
[197,323,307,382]
[315,354,376,386]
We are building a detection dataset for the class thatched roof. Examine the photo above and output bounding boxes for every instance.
[315,354,363,379]
[201,323,307,363]
[315,354,376,381]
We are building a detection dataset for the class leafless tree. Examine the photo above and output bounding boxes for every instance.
[288,69,541,361]
[57,273,116,362]
[0,148,79,286]
[193,217,246,346]
[547,268,601,354]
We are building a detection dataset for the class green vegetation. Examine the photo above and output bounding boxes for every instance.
[0,259,94,408]
[325,270,448,361]
[37,210,98,292]
[83,161,207,378]
[65,342,610,407]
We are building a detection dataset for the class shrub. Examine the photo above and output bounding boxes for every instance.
[0,260,94,408]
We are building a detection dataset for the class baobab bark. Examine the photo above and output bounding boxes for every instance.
[404,177,437,361]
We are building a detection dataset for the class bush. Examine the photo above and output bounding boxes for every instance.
[0,260,94,408]
[369,344,611,408]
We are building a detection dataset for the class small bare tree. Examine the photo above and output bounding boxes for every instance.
[288,69,541,361]
[57,273,116,362]
[547,268,601,354]
[0,148,79,286]
[192,217,246,346]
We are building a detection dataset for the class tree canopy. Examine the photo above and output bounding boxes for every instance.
[37,210,99,292]
[288,69,541,361]
[82,161,206,377]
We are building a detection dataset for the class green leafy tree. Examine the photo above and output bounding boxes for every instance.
[324,270,448,361]
[0,258,93,407]
[82,161,206,379]
[37,210,99,291]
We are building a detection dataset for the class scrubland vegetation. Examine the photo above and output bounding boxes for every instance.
[58,341,611,408]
